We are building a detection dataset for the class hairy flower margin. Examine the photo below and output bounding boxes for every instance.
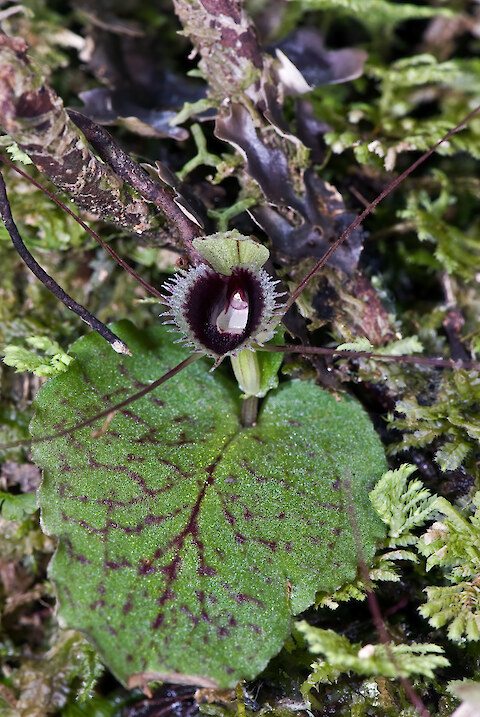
[160,232,285,364]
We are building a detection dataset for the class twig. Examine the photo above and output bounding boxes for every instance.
[67,110,204,260]
[343,480,431,717]
[283,103,480,313]
[440,273,470,362]
[0,170,131,355]
[14,352,202,449]
[260,344,480,371]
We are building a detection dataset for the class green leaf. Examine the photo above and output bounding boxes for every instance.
[193,231,270,274]
[390,371,480,472]
[256,329,285,398]
[420,584,480,642]
[297,621,449,694]
[370,464,441,547]
[0,491,37,521]
[380,337,423,356]
[2,336,72,376]
[336,338,374,352]
[5,142,33,165]
[31,321,386,689]
[287,0,452,34]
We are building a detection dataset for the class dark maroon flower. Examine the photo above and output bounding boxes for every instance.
[162,262,283,360]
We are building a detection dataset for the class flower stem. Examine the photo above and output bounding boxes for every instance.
[241,396,258,427]
[231,350,261,426]
[231,350,261,397]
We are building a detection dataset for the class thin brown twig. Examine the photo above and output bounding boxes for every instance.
[343,479,431,717]
[261,344,480,371]
[283,103,480,313]
[1,352,202,450]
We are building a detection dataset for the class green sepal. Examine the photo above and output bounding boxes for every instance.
[193,231,269,275]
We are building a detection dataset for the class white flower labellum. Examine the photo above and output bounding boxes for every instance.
[216,289,249,335]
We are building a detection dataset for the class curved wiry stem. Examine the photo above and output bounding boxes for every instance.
[1,352,202,450]
[0,153,164,299]
[282,103,480,315]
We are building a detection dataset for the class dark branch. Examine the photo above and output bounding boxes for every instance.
[67,110,204,260]
[0,169,131,355]
[0,153,165,299]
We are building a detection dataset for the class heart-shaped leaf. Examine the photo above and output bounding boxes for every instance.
[31,321,386,689]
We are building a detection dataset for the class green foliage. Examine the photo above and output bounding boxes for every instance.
[390,370,480,472]
[0,172,89,252]
[170,98,219,127]
[31,321,386,689]
[318,465,442,607]
[379,337,424,357]
[349,472,480,645]
[370,464,442,548]
[336,337,375,352]
[0,491,36,521]
[398,170,480,278]
[2,335,72,376]
[296,621,449,698]
[1,0,480,712]
[177,123,223,180]
[417,493,480,641]
[2,629,105,717]
[288,0,451,34]
[420,583,480,642]
[60,694,129,717]
[0,506,52,566]
[5,142,33,165]
[315,575,368,609]
[321,53,480,172]
[336,337,424,360]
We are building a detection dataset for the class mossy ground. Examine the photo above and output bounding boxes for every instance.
[0,0,480,715]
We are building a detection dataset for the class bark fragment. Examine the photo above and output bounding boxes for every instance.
[0,34,166,239]
[172,0,263,102]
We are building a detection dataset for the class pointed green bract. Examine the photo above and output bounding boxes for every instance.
[31,321,386,689]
